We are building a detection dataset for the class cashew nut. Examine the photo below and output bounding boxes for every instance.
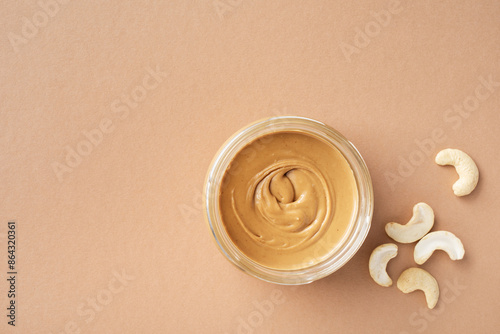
[397,267,439,309]
[435,148,479,196]
[369,243,398,287]
[414,231,465,265]
[385,203,434,243]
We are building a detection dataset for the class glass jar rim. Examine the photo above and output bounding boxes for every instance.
[204,116,373,285]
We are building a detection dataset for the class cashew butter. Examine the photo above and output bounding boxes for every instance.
[219,131,358,270]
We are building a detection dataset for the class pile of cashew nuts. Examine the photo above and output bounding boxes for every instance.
[369,148,479,309]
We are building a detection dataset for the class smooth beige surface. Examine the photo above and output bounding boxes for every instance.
[219,131,357,270]
[1,1,499,333]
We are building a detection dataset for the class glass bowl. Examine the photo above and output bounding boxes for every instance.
[204,116,373,285]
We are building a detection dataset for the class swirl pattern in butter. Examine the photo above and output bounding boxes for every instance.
[232,159,335,251]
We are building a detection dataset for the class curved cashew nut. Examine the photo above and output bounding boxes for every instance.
[397,268,439,309]
[414,231,465,265]
[369,243,398,287]
[435,148,479,196]
[385,203,434,243]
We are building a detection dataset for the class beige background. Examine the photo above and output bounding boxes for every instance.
[1,1,500,333]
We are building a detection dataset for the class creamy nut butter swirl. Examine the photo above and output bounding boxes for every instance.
[219,131,358,270]
[235,159,332,251]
